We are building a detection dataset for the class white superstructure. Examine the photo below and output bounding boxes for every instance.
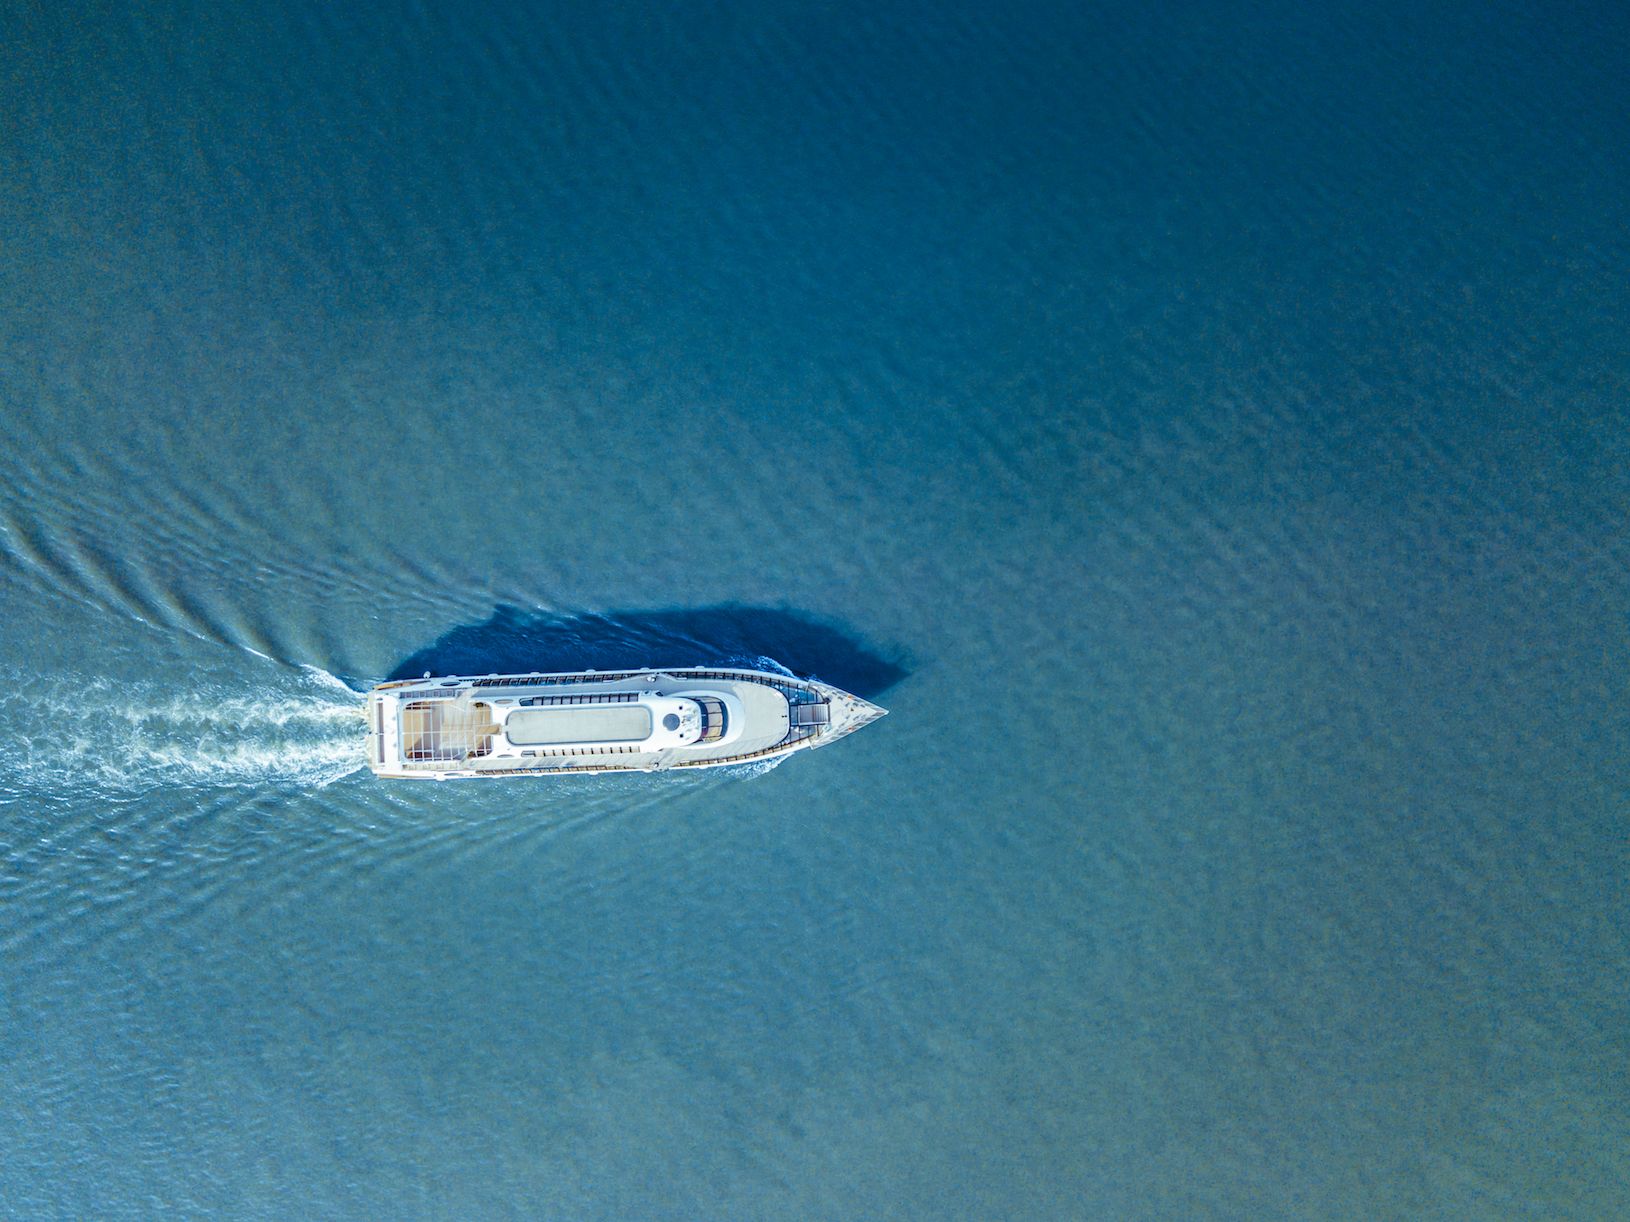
[366,666,885,779]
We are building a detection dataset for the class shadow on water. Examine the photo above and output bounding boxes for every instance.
[388,605,909,700]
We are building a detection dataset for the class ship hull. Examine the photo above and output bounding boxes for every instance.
[366,667,885,779]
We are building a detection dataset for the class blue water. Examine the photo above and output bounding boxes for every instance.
[3,1,1628,1216]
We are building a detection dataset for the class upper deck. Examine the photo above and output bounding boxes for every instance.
[366,667,884,779]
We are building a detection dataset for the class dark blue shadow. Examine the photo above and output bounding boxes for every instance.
[388,605,909,699]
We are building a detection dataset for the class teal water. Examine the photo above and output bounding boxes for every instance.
[3,1,1628,1216]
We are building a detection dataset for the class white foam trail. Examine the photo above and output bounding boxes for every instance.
[726,755,787,778]
[711,654,798,678]
[296,662,366,696]
[1,666,370,795]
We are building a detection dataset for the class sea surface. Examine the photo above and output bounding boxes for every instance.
[3,1,1627,1217]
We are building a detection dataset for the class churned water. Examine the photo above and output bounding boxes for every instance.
[3,0,1627,1217]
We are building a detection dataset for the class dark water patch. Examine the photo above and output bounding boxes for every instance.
[388,604,909,698]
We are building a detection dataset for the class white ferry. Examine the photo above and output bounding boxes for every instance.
[366,666,886,779]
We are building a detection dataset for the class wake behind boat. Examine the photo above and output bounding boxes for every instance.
[366,666,886,779]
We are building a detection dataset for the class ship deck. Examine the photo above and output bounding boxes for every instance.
[380,671,808,776]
